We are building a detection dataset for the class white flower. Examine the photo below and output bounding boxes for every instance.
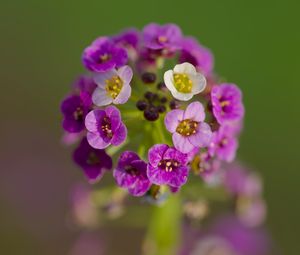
[92,65,133,106]
[164,62,206,101]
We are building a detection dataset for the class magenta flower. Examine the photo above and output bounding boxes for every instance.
[60,92,92,133]
[73,138,112,183]
[143,23,182,51]
[179,215,270,255]
[73,75,97,94]
[82,37,128,72]
[85,106,127,149]
[179,37,214,76]
[165,101,212,153]
[209,125,238,162]
[211,83,244,124]
[147,144,189,187]
[112,28,140,50]
[113,151,151,196]
[223,164,262,196]
[210,216,270,255]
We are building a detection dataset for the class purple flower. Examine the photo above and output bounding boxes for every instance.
[112,28,140,50]
[113,151,151,196]
[143,23,182,51]
[211,83,244,124]
[92,65,133,106]
[210,216,270,255]
[85,106,127,149]
[147,144,189,187]
[60,92,92,133]
[209,125,238,162]
[198,152,222,185]
[165,101,212,153]
[179,37,214,76]
[179,215,270,255]
[223,164,262,196]
[73,138,112,183]
[82,37,128,72]
[73,75,97,94]
[113,29,140,61]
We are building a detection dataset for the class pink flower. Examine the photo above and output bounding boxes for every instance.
[85,106,127,149]
[164,101,212,153]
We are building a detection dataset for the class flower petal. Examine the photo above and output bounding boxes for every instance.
[172,133,195,153]
[113,84,131,104]
[93,69,117,86]
[188,122,212,147]
[147,164,166,185]
[164,147,188,166]
[118,65,133,84]
[183,101,205,122]
[148,144,169,167]
[92,87,113,106]
[190,73,206,94]
[167,166,189,187]
[164,70,176,94]
[111,122,127,146]
[164,109,184,133]
[128,179,151,196]
[174,62,197,74]
[113,169,135,188]
[105,106,121,131]
[86,132,110,149]
[171,90,193,101]
[85,110,105,133]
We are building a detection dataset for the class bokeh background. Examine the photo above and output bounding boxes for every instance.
[1,0,299,254]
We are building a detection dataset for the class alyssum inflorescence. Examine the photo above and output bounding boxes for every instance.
[61,23,245,199]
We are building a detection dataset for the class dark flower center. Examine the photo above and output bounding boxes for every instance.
[73,106,84,121]
[87,151,100,165]
[124,165,139,176]
[158,159,179,172]
[176,119,198,136]
[101,117,113,138]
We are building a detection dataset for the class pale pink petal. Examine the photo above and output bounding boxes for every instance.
[183,101,205,122]
[188,122,212,147]
[172,133,195,153]
[86,132,110,149]
[92,87,112,106]
[118,65,133,84]
[164,109,184,133]
[85,110,105,133]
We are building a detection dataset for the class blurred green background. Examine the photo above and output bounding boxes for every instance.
[1,0,299,254]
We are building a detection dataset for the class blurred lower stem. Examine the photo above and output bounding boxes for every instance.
[142,194,182,255]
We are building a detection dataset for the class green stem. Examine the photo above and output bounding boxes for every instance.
[142,195,182,255]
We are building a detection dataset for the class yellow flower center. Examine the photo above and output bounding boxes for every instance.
[220,100,230,107]
[158,36,168,43]
[176,119,198,137]
[105,76,123,99]
[173,73,193,93]
[99,53,111,63]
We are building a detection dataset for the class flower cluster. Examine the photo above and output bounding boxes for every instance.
[61,23,245,198]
